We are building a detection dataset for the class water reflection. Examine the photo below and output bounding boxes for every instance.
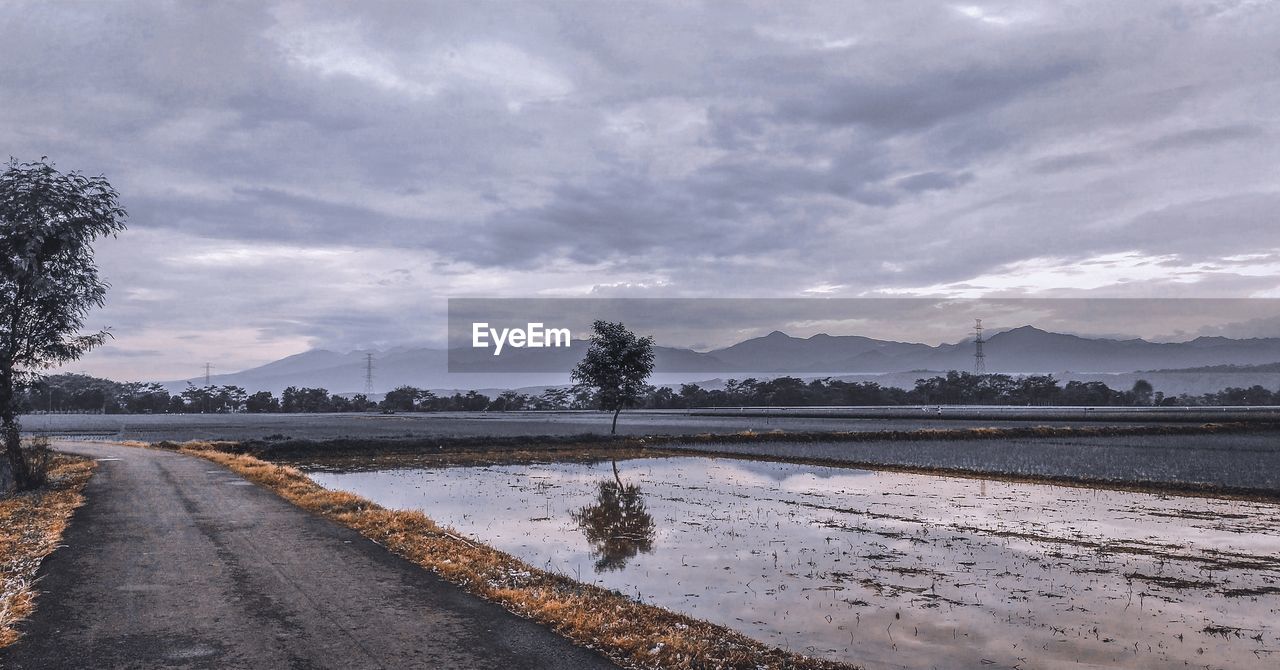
[571,462,656,571]
[307,457,1280,669]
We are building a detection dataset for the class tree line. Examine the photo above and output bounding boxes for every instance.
[18,374,384,414]
[21,371,1280,415]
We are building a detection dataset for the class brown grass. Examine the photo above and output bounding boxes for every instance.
[0,455,95,647]
[179,443,855,669]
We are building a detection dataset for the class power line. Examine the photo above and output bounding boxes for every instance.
[201,362,214,414]
[973,319,986,374]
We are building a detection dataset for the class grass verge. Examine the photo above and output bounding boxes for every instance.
[0,455,95,647]
[176,443,855,670]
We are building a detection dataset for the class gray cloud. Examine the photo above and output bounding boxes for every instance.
[1141,124,1266,152]
[1031,152,1112,174]
[1117,192,1280,260]
[1,0,1277,377]
[779,59,1087,133]
[896,171,974,193]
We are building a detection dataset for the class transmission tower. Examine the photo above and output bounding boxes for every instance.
[363,353,375,395]
[204,362,213,386]
[973,319,986,374]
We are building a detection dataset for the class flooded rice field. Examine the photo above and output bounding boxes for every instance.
[668,432,1280,494]
[307,457,1280,669]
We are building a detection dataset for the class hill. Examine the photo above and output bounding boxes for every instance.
[159,326,1280,394]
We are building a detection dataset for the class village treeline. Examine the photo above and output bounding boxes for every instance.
[22,371,1280,415]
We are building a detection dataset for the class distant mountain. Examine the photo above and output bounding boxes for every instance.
[700,326,1280,373]
[1144,361,1280,373]
[163,348,566,396]
[706,331,935,372]
[959,326,1280,373]
[160,325,1280,394]
[448,341,730,373]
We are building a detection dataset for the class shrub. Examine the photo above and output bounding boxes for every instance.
[19,438,54,490]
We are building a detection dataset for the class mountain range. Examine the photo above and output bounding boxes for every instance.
[160,326,1280,395]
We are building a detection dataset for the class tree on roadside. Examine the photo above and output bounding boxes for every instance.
[1,158,125,490]
[571,320,655,435]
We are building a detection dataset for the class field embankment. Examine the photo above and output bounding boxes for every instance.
[27,408,1273,444]
[0,455,94,647]
[177,420,1280,500]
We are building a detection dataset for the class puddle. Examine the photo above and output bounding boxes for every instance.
[308,457,1280,669]
[165,644,217,660]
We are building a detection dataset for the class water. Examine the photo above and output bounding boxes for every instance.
[307,457,1280,669]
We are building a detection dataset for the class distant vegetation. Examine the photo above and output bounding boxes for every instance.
[1146,361,1280,373]
[635,373,1280,408]
[18,371,1280,415]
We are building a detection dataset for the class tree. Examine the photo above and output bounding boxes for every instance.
[490,390,531,411]
[1130,379,1154,406]
[245,390,280,413]
[281,386,331,413]
[381,385,425,411]
[571,320,655,434]
[349,393,376,412]
[2,159,125,490]
[218,385,247,413]
[120,382,170,414]
[459,390,490,411]
[538,386,571,410]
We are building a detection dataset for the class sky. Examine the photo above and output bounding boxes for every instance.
[2,1,1279,380]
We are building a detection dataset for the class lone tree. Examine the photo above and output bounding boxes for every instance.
[571,320,655,434]
[1,158,125,490]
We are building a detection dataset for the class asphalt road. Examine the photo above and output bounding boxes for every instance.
[0,441,615,669]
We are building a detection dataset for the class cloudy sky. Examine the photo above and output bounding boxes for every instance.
[3,1,1278,380]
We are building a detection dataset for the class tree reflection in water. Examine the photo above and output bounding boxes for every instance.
[571,461,656,572]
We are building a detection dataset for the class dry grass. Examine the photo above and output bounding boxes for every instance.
[0,455,95,647]
[179,443,855,670]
